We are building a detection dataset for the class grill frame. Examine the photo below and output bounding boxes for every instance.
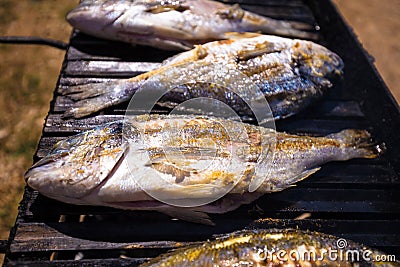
[3,0,400,266]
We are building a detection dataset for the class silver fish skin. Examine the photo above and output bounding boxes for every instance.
[66,0,317,50]
[140,228,400,267]
[25,115,380,224]
[62,34,343,119]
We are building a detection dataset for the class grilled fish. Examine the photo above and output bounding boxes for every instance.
[62,34,343,119]
[66,0,317,50]
[140,228,399,266]
[25,115,381,225]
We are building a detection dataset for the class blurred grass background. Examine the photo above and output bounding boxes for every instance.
[333,0,400,102]
[0,1,76,263]
[0,0,398,264]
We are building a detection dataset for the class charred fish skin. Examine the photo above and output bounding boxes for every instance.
[66,0,317,51]
[25,115,381,224]
[62,34,343,119]
[140,229,399,267]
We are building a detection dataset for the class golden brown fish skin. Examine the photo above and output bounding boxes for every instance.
[62,34,343,119]
[140,229,399,267]
[25,115,381,224]
[66,0,317,51]
[24,122,126,201]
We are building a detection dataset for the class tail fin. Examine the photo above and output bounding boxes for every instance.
[60,81,111,100]
[261,19,319,40]
[61,80,137,118]
[327,129,385,159]
[227,2,318,40]
[241,11,319,40]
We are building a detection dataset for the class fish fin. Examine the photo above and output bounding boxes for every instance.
[250,15,319,40]
[144,146,223,184]
[327,129,385,159]
[233,37,284,60]
[60,82,111,100]
[291,167,320,183]
[220,5,318,40]
[216,4,245,21]
[160,207,215,226]
[273,167,320,192]
[117,31,193,50]
[145,1,189,14]
[62,80,137,118]
[62,98,111,119]
[223,31,262,40]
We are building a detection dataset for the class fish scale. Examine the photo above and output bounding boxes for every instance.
[140,229,400,266]
[67,0,317,50]
[61,34,343,119]
[25,115,381,225]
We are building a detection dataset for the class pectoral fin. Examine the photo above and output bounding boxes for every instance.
[223,32,262,40]
[287,167,321,186]
[160,207,215,226]
[272,167,321,192]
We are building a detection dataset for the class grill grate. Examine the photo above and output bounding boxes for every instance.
[3,0,400,266]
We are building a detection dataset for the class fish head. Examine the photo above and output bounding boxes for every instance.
[66,0,194,50]
[291,40,344,82]
[66,0,131,40]
[24,122,126,204]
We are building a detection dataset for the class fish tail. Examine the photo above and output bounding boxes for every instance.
[247,13,319,40]
[62,99,108,118]
[268,21,319,40]
[60,82,110,100]
[61,80,138,118]
[280,20,315,31]
[327,129,385,159]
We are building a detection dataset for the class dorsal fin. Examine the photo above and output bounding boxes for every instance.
[223,31,262,40]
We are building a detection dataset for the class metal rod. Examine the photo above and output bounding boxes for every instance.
[0,36,68,50]
[0,239,8,254]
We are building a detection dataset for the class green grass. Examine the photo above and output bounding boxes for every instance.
[0,2,75,264]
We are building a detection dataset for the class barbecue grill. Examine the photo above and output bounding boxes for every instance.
[2,0,400,266]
